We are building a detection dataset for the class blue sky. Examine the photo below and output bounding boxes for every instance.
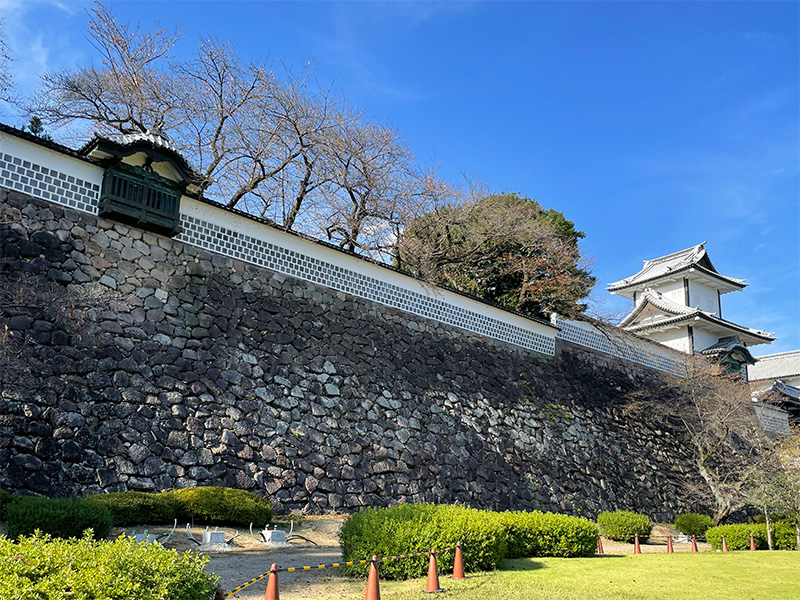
[2,1,798,355]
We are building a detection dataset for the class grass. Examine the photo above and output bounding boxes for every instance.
[278,552,800,600]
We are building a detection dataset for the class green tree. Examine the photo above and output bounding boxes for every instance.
[395,193,595,319]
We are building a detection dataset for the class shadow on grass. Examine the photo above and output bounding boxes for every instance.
[502,554,627,572]
[501,559,546,571]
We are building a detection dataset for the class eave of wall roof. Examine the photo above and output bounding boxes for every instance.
[747,350,800,382]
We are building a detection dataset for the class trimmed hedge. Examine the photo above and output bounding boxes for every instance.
[597,510,652,543]
[6,497,113,540]
[86,491,181,526]
[86,487,273,527]
[340,504,507,580]
[773,523,799,551]
[0,489,16,521]
[705,524,768,550]
[498,511,598,558]
[674,513,714,538]
[164,487,273,526]
[0,532,218,600]
[340,504,599,580]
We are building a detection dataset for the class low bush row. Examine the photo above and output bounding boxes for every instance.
[86,487,274,527]
[0,487,274,539]
[674,513,714,537]
[597,510,652,543]
[706,523,798,551]
[6,497,113,540]
[340,503,598,580]
[0,532,218,600]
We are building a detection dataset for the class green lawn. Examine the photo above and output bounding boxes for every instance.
[283,553,800,600]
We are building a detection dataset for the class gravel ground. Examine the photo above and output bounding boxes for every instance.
[128,516,351,600]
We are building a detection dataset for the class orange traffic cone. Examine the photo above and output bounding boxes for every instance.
[452,542,466,579]
[721,536,728,552]
[666,536,673,554]
[365,556,380,600]
[424,549,443,593]
[265,563,279,600]
[691,536,698,552]
[597,537,604,554]
[749,534,756,551]
[633,534,641,554]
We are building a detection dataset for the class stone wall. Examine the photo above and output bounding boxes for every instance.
[0,187,697,520]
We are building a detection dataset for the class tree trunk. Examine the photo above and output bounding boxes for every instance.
[764,508,773,551]
[698,462,734,524]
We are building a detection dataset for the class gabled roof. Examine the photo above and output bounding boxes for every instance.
[618,288,693,328]
[619,289,774,347]
[700,336,756,364]
[608,242,746,295]
[773,380,800,400]
[78,130,202,191]
[748,350,800,382]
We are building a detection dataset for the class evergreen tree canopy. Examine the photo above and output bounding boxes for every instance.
[396,193,595,319]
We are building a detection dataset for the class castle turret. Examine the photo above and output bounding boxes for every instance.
[608,243,773,367]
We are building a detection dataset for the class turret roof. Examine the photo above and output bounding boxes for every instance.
[608,242,746,294]
[700,336,756,364]
[619,288,774,347]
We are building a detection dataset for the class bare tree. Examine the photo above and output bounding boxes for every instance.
[0,18,14,104]
[747,430,800,550]
[635,358,774,524]
[36,4,183,134]
[32,3,448,256]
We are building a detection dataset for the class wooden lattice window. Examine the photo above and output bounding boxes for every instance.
[99,163,181,236]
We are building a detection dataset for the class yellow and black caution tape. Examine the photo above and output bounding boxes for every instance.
[225,546,457,597]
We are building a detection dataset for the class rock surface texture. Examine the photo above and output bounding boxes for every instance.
[0,188,694,519]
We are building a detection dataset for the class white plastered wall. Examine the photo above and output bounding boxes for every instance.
[689,280,720,315]
[653,278,685,305]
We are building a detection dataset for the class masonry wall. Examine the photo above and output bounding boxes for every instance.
[0,186,698,520]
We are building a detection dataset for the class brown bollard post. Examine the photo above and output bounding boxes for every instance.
[721,535,728,552]
[691,535,698,553]
[424,548,443,593]
[265,563,279,600]
[452,542,466,579]
[666,536,673,554]
[597,537,604,554]
[365,555,381,600]
[633,533,641,554]
[749,533,756,551]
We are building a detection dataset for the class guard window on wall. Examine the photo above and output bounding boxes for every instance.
[98,163,181,236]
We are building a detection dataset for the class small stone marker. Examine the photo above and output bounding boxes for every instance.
[262,528,287,543]
[202,530,227,545]
[132,530,159,544]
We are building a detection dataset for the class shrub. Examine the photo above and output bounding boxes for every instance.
[674,513,714,538]
[498,510,598,558]
[0,489,17,521]
[597,510,652,543]
[772,522,798,551]
[340,504,507,580]
[6,497,113,540]
[705,524,768,550]
[86,491,180,526]
[0,532,218,600]
[164,487,273,526]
